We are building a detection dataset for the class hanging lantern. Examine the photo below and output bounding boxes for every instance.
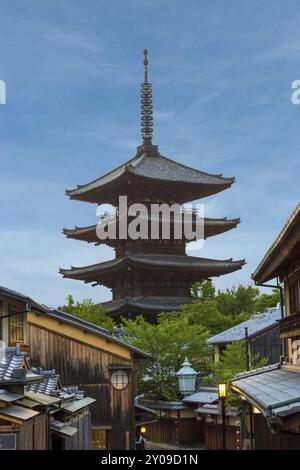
[175,357,198,396]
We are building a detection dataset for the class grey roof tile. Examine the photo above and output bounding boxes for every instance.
[231,365,300,416]
[208,307,282,344]
[182,387,219,405]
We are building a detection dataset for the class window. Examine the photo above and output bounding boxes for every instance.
[92,430,108,450]
[8,309,25,344]
[111,370,129,390]
[289,279,300,315]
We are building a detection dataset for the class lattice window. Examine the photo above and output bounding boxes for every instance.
[8,308,25,344]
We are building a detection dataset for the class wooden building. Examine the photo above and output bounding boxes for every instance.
[138,400,202,447]
[61,50,245,322]
[0,346,95,450]
[139,387,242,450]
[208,306,282,366]
[231,202,300,450]
[0,286,152,450]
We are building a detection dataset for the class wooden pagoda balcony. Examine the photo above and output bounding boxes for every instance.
[279,313,300,338]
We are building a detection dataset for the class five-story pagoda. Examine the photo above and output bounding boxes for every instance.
[60,51,245,322]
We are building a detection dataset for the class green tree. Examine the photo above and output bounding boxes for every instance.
[216,284,260,317]
[121,313,210,400]
[206,341,268,403]
[180,300,247,335]
[191,280,216,300]
[59,295,115,333]
[254,289,281,313]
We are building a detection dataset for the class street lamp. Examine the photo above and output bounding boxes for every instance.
[218,382,227,450]
[175,357,198,397]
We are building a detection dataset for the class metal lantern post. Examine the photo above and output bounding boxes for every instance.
[175,357,198,397]
[218,383,227,450]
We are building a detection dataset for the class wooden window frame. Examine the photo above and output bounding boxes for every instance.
[8,308,25,345]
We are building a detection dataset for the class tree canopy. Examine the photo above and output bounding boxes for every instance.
[121,313,210,400]
[59,294,115,333]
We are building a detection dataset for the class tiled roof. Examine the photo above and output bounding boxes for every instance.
[65,152,235,199]
[25,368,58,395]
[63,217,241,244]
[0,346,26,383]
[195,403,241,416]
[231,364,300,418]
[139,400,189,410]
[60,254,245,280]
[0,286,47,313]
[182,387,219,405]
[208,307,282,344]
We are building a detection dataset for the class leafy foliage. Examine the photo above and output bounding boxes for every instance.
[59,295,115,333]
[121,313,210,400]
[204,341,268,403]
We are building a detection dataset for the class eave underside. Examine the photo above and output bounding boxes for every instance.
[103,296,193,314]
[253,205,300,284]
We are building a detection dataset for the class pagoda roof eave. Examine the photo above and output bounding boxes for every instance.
[59,254,246,282]
[63,217,241,244]
[102,296,194,314]
[65,152,235,203]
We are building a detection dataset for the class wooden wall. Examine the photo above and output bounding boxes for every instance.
[145,418,204,446]
[28,323,136,450]
[16,414,48,450]
[204,423,240,450]
[254,414,300,450]
[251,328,281,365]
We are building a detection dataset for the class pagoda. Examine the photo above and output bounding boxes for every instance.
[60,50,245,322]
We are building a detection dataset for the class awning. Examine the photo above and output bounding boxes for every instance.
[60,397,96,414]
[24,391,61,406]
[231,364,300,418]
[15,398,41,409]
[50,420,78,437]
[0,404,40,422]
[0,391,23,403]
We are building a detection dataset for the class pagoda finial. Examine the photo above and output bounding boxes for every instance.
[141,49,153,145]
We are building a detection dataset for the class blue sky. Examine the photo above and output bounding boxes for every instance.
[0,0,299,307]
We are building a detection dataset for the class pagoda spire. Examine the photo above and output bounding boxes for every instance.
[141,49,153,145]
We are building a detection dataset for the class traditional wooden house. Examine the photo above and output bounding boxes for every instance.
[61,50,245,322]
[0,286,152,450]
[0,345,95,450]
[208,306,282,365]
[231,202,300,450]
[0,346,47,450]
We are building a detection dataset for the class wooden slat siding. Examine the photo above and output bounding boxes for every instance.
[178,418,204,444]
[33,414,48,449]
[146,419,177,445]
[17,420,34,450]
[28,323,136,450]
[254,414,300,450]
[204,423,240,450]
[145,418,204,446]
